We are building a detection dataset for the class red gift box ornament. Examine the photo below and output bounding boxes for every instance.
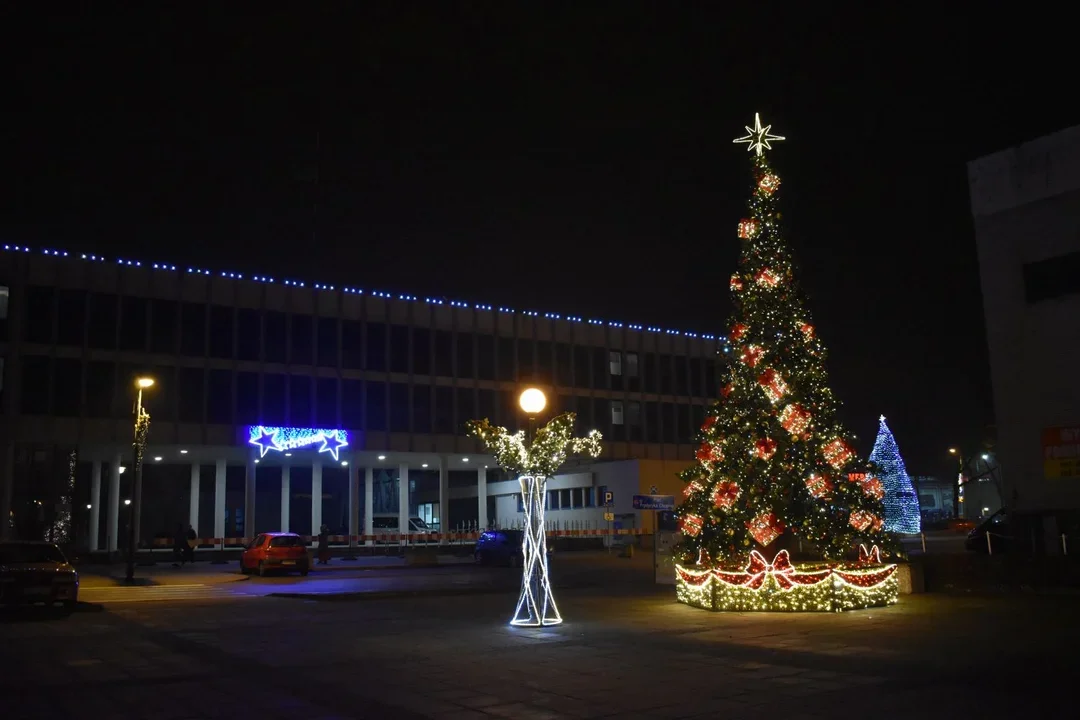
[754,437,778,461]
[803,473,834,499]
[730,273,744,292]
[754,268,782,288]
[737,218,759,239]
[713,480,741,510]
[757,368,788,403]
[799,322,815,340]
[730,322,749,342]
[721,382,734,399]
[701,415,717,434]
[681,514,704,537]
[849,473,885,501]
[779,403,811,436]
[848,510,878,532]
[696,441,723,464]
[747,511,784,546]
[740,345,765,368]
[683,480,705,498]
[758,172,781,196]
[822,438,854,470]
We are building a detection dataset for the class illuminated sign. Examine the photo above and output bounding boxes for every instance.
[247,426,350,461]
[1044,426,1080,480]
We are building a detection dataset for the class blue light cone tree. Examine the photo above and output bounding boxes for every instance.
[868,416,921,534]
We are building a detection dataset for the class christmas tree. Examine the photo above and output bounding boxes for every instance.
[676,113,894,568]
[869,415,921,534]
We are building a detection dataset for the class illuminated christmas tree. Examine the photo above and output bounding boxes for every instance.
[869,415,921,534]
[674,114,897,613]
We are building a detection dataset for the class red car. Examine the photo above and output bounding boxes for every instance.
[239,533,311,576]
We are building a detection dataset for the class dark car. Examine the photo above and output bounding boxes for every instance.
[474,530,552,567]
[966,510,1009,553]
[0,541,80,609]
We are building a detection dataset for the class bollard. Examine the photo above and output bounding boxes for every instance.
[1063,533,1068,556]
[921,533,927,554]
[986,531,993,555]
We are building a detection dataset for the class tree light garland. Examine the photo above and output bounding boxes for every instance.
[467,412,602,627]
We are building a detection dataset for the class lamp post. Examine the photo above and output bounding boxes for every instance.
[124,377,154,584]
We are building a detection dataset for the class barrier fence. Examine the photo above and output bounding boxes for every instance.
[148,526,648,550]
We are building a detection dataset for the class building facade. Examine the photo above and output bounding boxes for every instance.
[0,245,726,549]
[968,123,1080,549]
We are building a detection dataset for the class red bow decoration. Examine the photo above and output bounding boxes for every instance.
[746,549,795,590]
[858,544,882,564]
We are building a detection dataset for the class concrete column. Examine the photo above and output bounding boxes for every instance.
[477,466,488,531]
[106,453,121,552]
[88,461,102,551]
[398,463,409,543]
[244,457,256,540]
[438,456,449,543]
[280,465,291,532]
[188,463,200,533]
[0,442,13,541]
[213,459,226,539]
[364,466,374,545]
[311,461,323,534]
[348,459,360,540]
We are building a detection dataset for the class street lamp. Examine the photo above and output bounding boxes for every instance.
[519,388,547,416]
[125,376,154,584]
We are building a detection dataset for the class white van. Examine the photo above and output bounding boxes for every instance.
[370,514,431,538]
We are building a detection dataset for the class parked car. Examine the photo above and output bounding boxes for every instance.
[0,541,79,609]
[239,533,311,576]
[966,510,1009,553]
[371,514,433,540]
[474,530,553,567]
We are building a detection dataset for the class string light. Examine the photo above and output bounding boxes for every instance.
[675,547,899,612]
[869,416,922,534]
[467,411,602,627]
[247,426,350,461]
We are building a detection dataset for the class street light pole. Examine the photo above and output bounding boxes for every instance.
[124,377,154,584]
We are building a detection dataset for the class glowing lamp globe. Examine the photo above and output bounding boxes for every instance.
[136,377,155,389]
[519,388,547,415]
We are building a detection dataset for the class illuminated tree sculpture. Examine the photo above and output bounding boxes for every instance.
[467,401,602,627]
[673,113,898,613]
[869,415,921,534]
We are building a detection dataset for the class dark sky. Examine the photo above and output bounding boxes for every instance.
[3,4,1074,476]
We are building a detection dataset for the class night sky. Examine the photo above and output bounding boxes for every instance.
[4,5,1074,476]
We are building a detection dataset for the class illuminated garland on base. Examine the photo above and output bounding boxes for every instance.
[675,547,899,613]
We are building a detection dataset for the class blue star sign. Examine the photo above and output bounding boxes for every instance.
[246,426,350,461]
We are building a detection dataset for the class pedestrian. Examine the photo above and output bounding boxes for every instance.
[184,524,197,565]
[317,524,330,565]
[172,524,187,567]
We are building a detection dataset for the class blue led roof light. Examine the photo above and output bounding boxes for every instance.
[3,244,729,344]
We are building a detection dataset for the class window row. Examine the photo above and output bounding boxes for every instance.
[516,487,599,513]
[18,357,707,443]
[18,287,719,396]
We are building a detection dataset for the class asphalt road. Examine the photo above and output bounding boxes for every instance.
[2,555,1072,719]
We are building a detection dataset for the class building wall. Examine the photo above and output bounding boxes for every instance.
[0,249,728,462]
[969,124,1080,517]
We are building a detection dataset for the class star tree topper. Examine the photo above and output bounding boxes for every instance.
[733,112,785,156]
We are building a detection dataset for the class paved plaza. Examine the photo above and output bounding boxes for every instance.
[1,559,1075,719]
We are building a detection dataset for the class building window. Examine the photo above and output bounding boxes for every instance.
[477,334,495,380]
[206,369,233,424]
[555,343,572,386]
[583,487,595,507]
[389,324,409,374]
[20,356,51,415]
[497,337,515,381]
[389,382,409,432]
[23,286,55,344]
[457,333,475,379]
[237,309,261,362]
[342,320,364,370]
[366,322,387,372]
[611,400,624,425]
[0,285,8,319]
[52,358,81,417]
[288,375,312,425]
[609,350,622,376]
[626,352,639,378]
[315,377,338,427]
[366,381,387,431]
[570,487,583,508]
[434,330,453,377]
[85,362,115,418]
[56,289,87,347]
[517,339,533,380]
[456,387,475,434]
[262,373,286,425]
[208,305,234,360]
[1024,250,1080,303]
[264,311,287,364]
[548,490,560,510]
[179,303,206,357]
[342,379,363,428]
[236,371,259,425]
[290,315,313,366]
[412,385,432,434]
[573,346,590,388]
[316,317,339,369]
[412,328,431,376]
[434,386,453,434]
[178,368,204,422]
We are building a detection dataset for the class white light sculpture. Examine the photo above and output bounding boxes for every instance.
[467,391,602,627]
